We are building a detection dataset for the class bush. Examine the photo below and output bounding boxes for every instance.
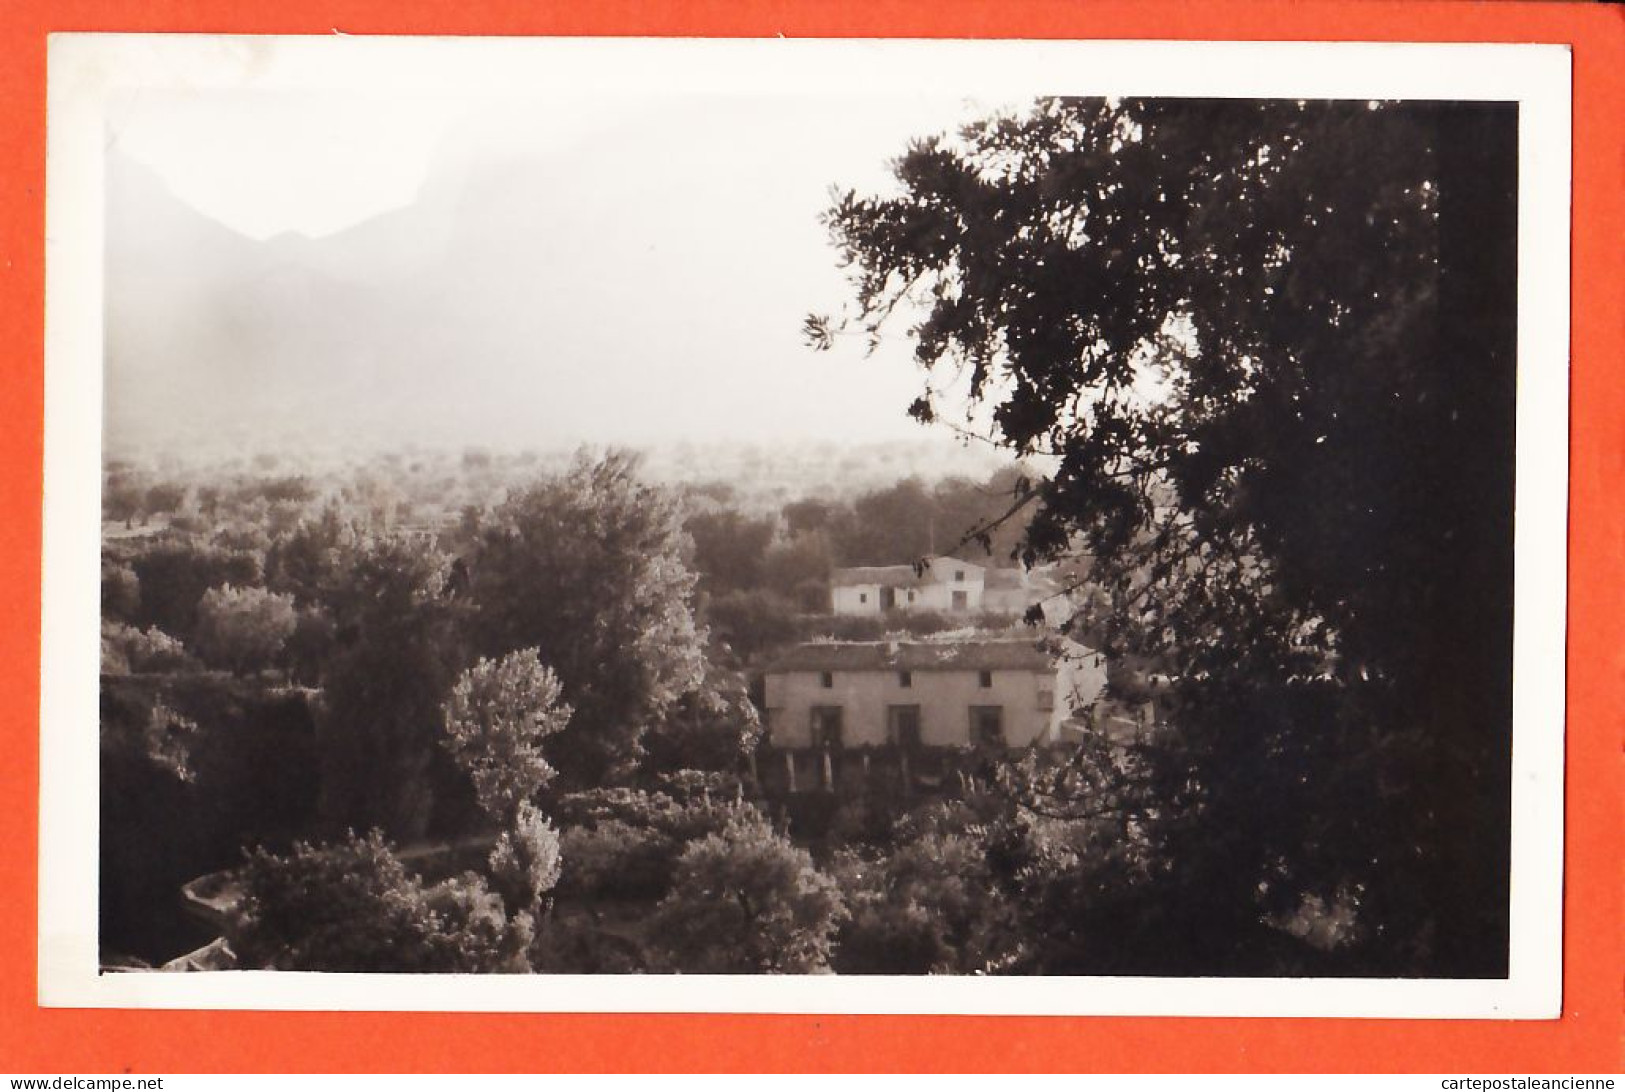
[487,800,563,914]
[646,812,846,973]
[553,787,762,903]
[101,621,197,675]
[529,914,649,973]
[101,696,199,784]
[833,898,950,975]
[641,667,762,776]
[234,830,531,973]
[99,676,322,962]
[193,585,297,673]
[131,545,263,639]
[554,786,746,845]
[102,561,141,623]
[556,820,677,902]
[829,803,1022,975]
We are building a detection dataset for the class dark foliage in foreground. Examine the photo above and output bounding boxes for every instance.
[814,97,1517,975]
[234,831,532,973]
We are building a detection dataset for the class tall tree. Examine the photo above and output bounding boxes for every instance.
[318,536,465,841]
[814,98,1517,975]
[442,651,569,915]
[470,450,707,787]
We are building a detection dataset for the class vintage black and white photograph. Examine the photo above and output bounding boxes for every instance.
[40,37,1569,1015]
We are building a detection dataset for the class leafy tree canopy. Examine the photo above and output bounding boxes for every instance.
[234,829,531,973]
[470,450,707,787]
[647,812,846,974]
[814,98,1517,975]
[193,584,298,674]
[317,536,465,841]
[442,648,571,825]
[265,504,357,607]
[684,508,776,596]
[639,660,763,777]
[129,544,263,641]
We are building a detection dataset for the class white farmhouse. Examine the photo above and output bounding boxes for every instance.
[762,637,1107,753]
[828,555,1066,619]
[829,556,987,615]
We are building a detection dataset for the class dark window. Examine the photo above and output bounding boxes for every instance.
[899,670,912,688]
[887,705,922,749]
[859,592,867,604]
[811,706,845,750]
[820,671,833,688]
[954,570,965,582]
[971,705,1004,745]
[979,670,993,688]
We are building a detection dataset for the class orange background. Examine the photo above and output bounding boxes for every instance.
[1,0,1620,1074]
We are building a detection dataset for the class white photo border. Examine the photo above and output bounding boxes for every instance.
[39,34,1572,1017]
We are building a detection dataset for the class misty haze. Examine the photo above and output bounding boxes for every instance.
[104,93,986,457]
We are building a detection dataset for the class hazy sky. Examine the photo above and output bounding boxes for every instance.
[104,81,1014,449]
[111,90,971,241]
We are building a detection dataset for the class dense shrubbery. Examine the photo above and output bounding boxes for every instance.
[555,820,676,902]
[645,811,846,974]
[101,621,197,675]
[551,785,752,903]
[99,674,321,961]
[234,831,532,973]
[193,584,298,673]
[639,665,762,776]
[100,451,822,970]
[98,433,1377,980]
[129,543,263,641]
[102,561,141,623]
[96,448,1141,975]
